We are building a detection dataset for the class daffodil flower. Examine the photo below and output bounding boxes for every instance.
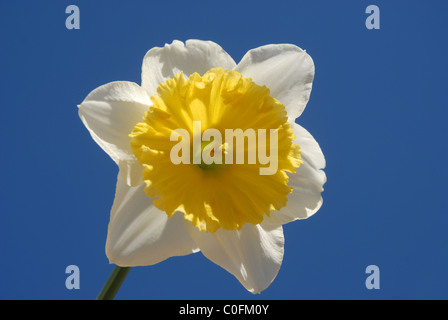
[79,40,326,294]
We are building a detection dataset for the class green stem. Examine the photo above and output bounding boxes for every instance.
[96,266,131,300]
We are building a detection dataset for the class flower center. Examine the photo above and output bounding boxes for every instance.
[130,68,302,233]
[196,139,227,170]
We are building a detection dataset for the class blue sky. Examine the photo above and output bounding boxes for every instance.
[0,0,447,300]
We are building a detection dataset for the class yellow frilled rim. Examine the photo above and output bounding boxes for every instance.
[130,68,302,233]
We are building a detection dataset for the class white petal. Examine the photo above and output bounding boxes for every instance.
[106,178,199,266]
[273,122,326,224]
[141,39,237,97]
[185,220,284,294]
[78,81,150,186]
[234,44,314,119]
